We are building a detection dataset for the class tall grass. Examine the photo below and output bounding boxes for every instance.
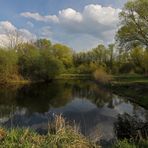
[0,115,100,148]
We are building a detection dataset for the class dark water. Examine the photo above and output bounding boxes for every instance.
[0,80,147,143]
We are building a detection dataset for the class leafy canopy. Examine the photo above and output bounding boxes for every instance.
[116,0,148,49]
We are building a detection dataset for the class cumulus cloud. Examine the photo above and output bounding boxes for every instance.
[20,4,121,50]
[0,21,36,47]
[58,4,121,37]
[21,12,59,23]
[0,21,16,33]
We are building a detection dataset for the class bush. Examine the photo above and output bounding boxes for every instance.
[93,68,112,84]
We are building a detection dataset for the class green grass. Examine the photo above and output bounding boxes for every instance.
[113,139,148,148]
[113,74,148,84]
[0,115,99,148]
[56,74,92,80]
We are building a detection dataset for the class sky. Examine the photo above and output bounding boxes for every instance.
[0,0,127,50]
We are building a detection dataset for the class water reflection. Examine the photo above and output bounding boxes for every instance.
[114,113,148,140]
[0,80,147,142]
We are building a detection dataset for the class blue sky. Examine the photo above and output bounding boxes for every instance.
[0,0,127,50]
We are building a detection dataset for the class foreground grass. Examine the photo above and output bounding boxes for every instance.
[114,139,148,148]
[0,115,99,148]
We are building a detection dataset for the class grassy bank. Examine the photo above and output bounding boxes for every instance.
[112,74,148,84]
[0,127,147,148]
[111,75,148,109]
[56,74,92,80]
[0,115,99,148]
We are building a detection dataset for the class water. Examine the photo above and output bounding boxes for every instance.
[0,80,147,143]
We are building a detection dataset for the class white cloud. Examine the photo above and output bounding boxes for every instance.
[83,5,120,25]
[57,4,121,37]
[0,21,16,33]
[0,21,36,48]
[59,8,83,23]
[38,26,53,39]
[21,12,59,23]
[20,4,121,50]
[27,21,34,28]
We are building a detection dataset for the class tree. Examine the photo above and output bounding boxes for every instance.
[116,0,148,49]
[0,29,24,49]
[18,46,64,81]
[130,47,143,69]
[0,49,18,83]
[34,39,51,50]
[142,50,148,74]
[51,44,73,69]
[37,50,64,81]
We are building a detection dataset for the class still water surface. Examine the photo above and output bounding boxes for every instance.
[0,80,147,142]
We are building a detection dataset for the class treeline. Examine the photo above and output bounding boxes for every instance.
[0,39,147,84]
[0,39,72,84]
[73,44,148,75]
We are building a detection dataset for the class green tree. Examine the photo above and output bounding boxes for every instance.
[34,39,52,50]
[0,49,18,83]
[18,46,40,80]
[52,44,73,69]
[36,50,64,81]
[18,45,64,81]
[116,0,148,49]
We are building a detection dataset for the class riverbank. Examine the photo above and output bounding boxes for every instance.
[0,128,147,148]
[0,115,98,148]
[111,75,148,109]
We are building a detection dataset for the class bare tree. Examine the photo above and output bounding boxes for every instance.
[0,28,24,49]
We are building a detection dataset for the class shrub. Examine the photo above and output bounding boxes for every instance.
[93,68,112,84]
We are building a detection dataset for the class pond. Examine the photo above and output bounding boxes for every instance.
[0,80,147,144]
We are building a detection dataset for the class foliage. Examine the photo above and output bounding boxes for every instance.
[113,139,136,148]
[34,39,52,50]
[51,44,73,69]
[0,36,148,84]
[73,44,116,74]
[0,49,19,84]
[116,0,148,49]
[18,47,64,81]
